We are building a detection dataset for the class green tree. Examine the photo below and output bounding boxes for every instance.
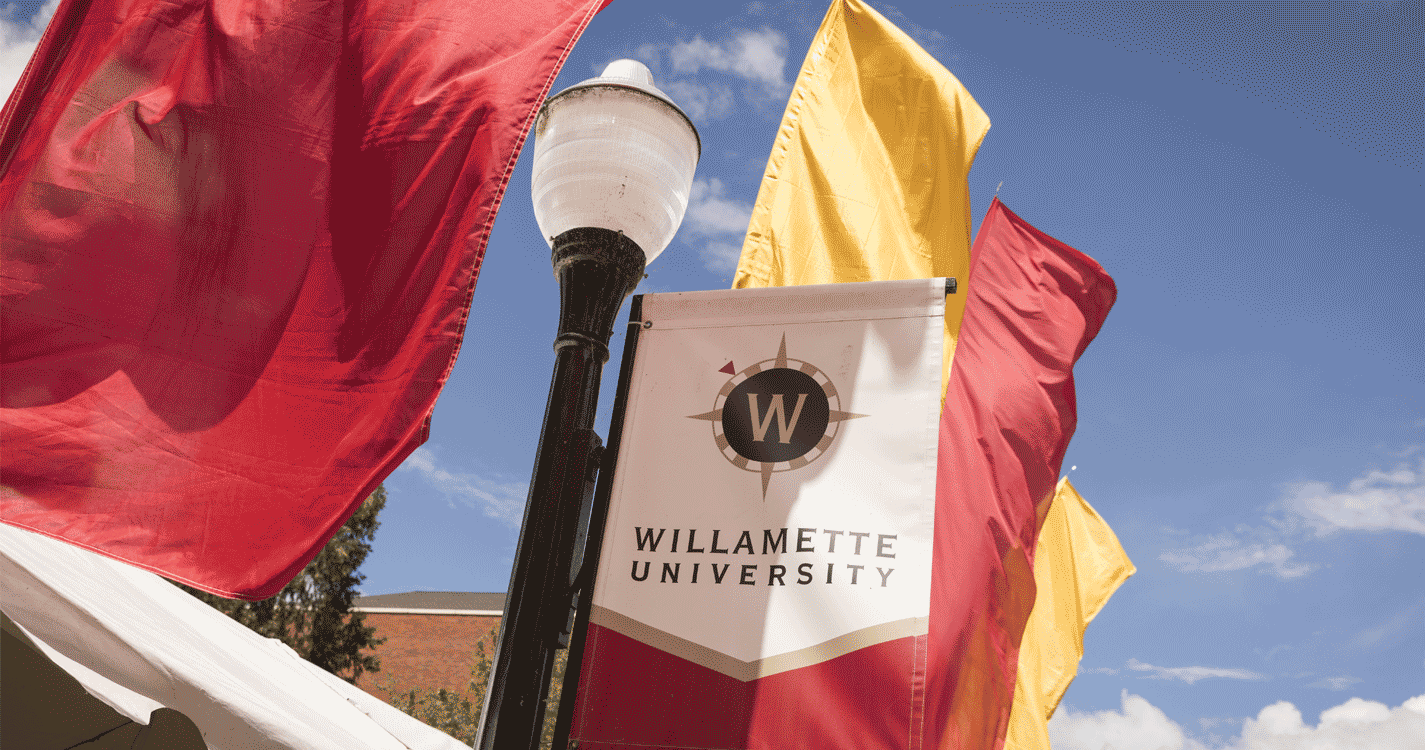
[180,486,387,683]
[391,635,567,749]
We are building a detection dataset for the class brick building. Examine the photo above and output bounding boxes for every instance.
[351,591,505,704]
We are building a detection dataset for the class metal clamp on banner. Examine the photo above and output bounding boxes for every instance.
[567,428,605,598]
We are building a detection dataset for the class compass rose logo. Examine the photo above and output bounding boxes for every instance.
[688,334,866,498]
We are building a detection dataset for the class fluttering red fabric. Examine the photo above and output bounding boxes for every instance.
[924,197,1116,749]
[0,0,608,599]
[569,198,1115,750]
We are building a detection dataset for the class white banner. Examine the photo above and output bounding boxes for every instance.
[591,278,945,680]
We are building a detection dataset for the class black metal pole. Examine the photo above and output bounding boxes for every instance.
[476,228,645,750]
[549,294,645,750]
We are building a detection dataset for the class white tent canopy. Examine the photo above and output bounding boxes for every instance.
[0,523,468,750]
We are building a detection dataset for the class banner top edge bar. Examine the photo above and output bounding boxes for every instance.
[638,278,948,328]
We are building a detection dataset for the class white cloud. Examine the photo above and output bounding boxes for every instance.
[1050,692,1425,750]
[1280,455,1425,536]
[687,178,753,236]
[700,240,744,275]
[682,178,752,275]
[2,0,59,100]
[1309,676,1363,691]
[665,79,735,121]
[1256,643,1292,660]
[1050,691,1206,750]
[1235,694,1425,749]
[398,447,527,525]
[631,42,662,68]
[1161,448,1424,581]
[1127,658,1267,685]
[1319,697,1391,726]
[1249,701,1305,736]
[627,27,791,124]
[1348,602,1422,650]
[668,28,788,91]
[1159,532,1314,580]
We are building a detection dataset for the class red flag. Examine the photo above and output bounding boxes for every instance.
[569,199,1114,750]
[924,197,1116,748]
[0,0,608,599]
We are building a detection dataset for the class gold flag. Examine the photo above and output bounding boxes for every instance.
[1006,479,1136,749]
[733,0,990,391]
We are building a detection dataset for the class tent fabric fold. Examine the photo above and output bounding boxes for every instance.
[2,611,208,750]
[0,523,467,750]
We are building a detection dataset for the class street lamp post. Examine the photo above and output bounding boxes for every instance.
[475,60,700,750]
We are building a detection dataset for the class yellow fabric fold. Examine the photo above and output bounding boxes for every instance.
[1005,479,1135,750]
[733,0,990,393]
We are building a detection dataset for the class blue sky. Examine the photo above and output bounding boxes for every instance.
[4,1,1422,747]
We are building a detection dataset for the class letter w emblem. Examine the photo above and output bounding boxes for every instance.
[747,393,807,444]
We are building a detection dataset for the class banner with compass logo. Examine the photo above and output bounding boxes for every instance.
[585,278,945,687]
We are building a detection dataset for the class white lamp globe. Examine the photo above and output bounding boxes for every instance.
[531,60,700,266]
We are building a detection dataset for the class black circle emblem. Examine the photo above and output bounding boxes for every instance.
[688,336,865,496]
[722,369,831,463]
